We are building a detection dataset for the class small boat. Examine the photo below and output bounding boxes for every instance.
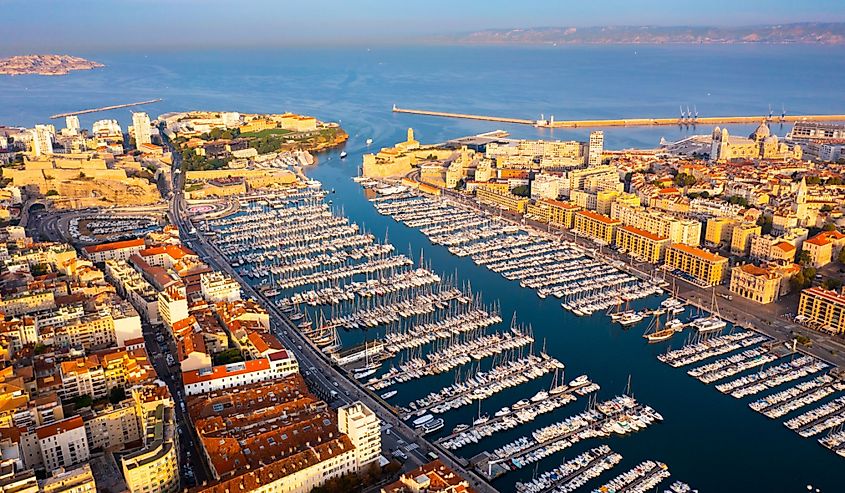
[530,390,549,402]
[412,414,433,426]
[366,138,373,145]
[354,368,377,380]
[568,375,589,388]
[473,414,489,426]
[452,423,470,433]
[494,407,511,417]
[381,390,398,400]
[339,151,348,159]
[645,328,675,343]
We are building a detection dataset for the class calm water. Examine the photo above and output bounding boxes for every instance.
[3,45,845,491]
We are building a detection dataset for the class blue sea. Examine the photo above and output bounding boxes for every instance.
[3,44,845,492]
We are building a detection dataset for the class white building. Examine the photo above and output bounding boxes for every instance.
[91,119,122,139]
[64,116,81,136]
[199,272,241,303]
[530,173,565,200]
[35,416,90,473]
[588,130,604,166]
[132,112,152,147]
[32,125,54,157]
[181,351,299,396]
[157,287,188,330]
[82,238,146,264]
[221,112,241,129]
[337,402,381,470]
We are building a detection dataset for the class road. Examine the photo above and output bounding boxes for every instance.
[161,137,496,490]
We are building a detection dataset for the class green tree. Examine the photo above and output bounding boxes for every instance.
[213,348,245,366]
[511,185,530,197]
[797,250,812,266]
[823,278,843,291]
[838,247,845,265]
[45,189,59,196]
[109,387,126,404]
[673,173,697,187]
[73,395,93,409]
[820,204,834,213]
[822,223,837,232]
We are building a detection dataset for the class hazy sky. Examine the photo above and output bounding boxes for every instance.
[3,0,845,52]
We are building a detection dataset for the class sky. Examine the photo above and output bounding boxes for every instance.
[2,0,845,52]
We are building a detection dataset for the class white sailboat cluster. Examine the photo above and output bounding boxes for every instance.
[367,189,663,316]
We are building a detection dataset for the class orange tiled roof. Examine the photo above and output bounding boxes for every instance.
[35,416,83,440]
[83,238,144,254]
[670,243,727,263]
[576,210,620,226]
[182,358,270,385]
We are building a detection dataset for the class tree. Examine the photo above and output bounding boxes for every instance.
[823,278,843,291]
[838,247,845,265]
[820,204,834,213]
[213,348,245,366]
[45,189,59,196]
[73,395,93,409]
[511,185,530,197]
[109,387,126,404]
[756,215,773,235]
[797,250,812,266]
[673,173,696,187]
[822,223,837,232]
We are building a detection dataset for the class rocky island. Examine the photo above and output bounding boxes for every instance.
[0,54,104,75]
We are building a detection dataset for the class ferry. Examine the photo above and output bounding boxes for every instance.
[412,414,433,426]
[380,390,398,400]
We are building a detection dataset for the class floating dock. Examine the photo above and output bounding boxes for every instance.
[392,105,845,128]
[50,98,163,119]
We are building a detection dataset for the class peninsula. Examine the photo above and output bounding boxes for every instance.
[0,54,104,75]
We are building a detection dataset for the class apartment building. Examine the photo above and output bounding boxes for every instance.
[35,416,90,473]
[615,225,670,263]
[610,203,702,247]
[798,287,845,334]
[574,210,620,245]
[665,244,729,286]
[82,238,145,264]
[526,199,581,228]
[730,222,762,257]
[181,351,299,396]
[199,271,241,303]
[476,187,528,214]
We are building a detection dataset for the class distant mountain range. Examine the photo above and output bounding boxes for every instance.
[444,23,845,45]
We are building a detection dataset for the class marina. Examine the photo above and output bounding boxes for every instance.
[369,190,663,318]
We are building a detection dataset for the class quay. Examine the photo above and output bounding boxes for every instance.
[49,98,162,119]
[392,105,845,128]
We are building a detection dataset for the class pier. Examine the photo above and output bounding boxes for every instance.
[49,98,162,119]
[392,105,845,128]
